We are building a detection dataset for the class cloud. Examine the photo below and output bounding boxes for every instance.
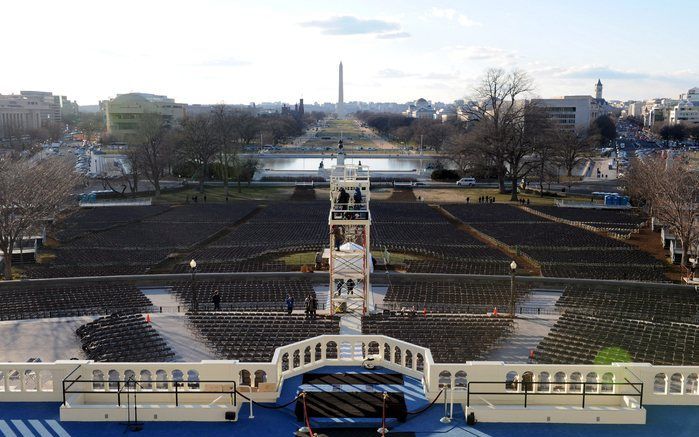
[553,66,649,80]
[301,15,400,35]
[430,7,481,27]
[376,31,411,39]
[198,57,250,67]
[377,68,414,78]
[445,45,516,62]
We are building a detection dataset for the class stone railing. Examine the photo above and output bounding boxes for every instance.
[2,336,699,412]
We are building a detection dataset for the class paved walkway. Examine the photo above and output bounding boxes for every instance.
[0,316,95,362]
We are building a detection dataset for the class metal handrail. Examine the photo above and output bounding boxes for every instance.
[466,380,644,410]
[62,378,237,408]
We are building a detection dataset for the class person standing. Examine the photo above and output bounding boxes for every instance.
[346,279,355,295]
[332,225,344,251]
[304,294,312,319]
[212,289,221,311]
[285,294,294,315]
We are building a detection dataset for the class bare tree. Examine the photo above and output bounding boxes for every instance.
[178,115,219,192]
[0,158,81,279]
[134,112,171,197]
[553,128,594,178]
[211,105,238,196]
[463,68,535,194]
[627,156,699,267]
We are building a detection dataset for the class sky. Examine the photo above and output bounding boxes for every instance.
[2,0,697,106]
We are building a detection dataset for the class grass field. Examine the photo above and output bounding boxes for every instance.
[414,187,590,205]
[154,186,293,203]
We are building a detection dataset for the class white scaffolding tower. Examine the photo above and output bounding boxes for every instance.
[328,161,371,316]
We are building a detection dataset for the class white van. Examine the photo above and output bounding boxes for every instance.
[456,177,476,187]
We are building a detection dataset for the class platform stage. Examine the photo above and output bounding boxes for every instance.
[295,391,408,422]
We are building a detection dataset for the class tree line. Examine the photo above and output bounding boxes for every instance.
[102,106,325,197]
[359,68,617,200]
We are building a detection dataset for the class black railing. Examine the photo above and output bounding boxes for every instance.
[62,378,237,408]
[466,380,643,409]
[0,302,329,321]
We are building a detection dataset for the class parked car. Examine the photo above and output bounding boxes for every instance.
[456,177,476,187]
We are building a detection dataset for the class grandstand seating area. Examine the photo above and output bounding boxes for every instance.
[54,205,170,242]
[362,313,513,362]
[186,312,340,362]
[534,312,699,365]
[555,284,699,323]
[181,202,328,273]
[0,282,152,320]
[443,204,667,282]
[383,278,530,312]
[28,203,258,278]
[530,206,645,238]
[371,202,509,274]
[170,277,316,311]
[76,314,175,362]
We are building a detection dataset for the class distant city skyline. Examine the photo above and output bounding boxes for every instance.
[3,0,697,105]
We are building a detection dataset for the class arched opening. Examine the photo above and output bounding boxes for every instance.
[140,370,153,390]
[394,346,402,366]
[8,370,20,392]
[254,370,267,386]
[505,371,519,392]
[187,370,200,390]
[92,370,105,391]
[0,370,4,392]
[654,373,667,394]
[537,372,550,392]
[123,370,136,390]
[281,353,290,372]
[522,371,534,392]
[314,343,322,361]
[368,341,380,356]
[553,371,566,393]
[685,373,698,395]
[39,370,53,392]
[669,373,683,394]
[293,350,301,369]
[108,370,120,391]
[239,370,251,386]
[569,372,582,393]
[416,353,425,372]
[304,346,312,365]
[383,344,391,361]
[438,371,452,388]
[172,369,184,389]
[405,350,413,368]
[585,372,598,393]
[601,372,615,393]
[24,370,37,392]
[455,371,468,388]
[326,342,338,359]
[156,369,168,390]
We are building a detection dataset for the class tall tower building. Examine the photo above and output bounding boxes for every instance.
[337,61,345,119]
[595,79,603,100]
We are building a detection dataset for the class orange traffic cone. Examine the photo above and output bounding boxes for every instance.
[146,314,151,323]
[493,307,498,317]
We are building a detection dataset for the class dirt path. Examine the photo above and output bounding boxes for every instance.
[431,205,541,276]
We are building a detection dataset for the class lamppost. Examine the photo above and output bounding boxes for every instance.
[189,259,198,311]
[509,260,517,319]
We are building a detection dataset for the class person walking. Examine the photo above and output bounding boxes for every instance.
[285,294,294,315]
[212,289,221,311]
[304,294,312,319]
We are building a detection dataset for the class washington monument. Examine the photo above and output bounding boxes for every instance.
[336,61,345,119]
